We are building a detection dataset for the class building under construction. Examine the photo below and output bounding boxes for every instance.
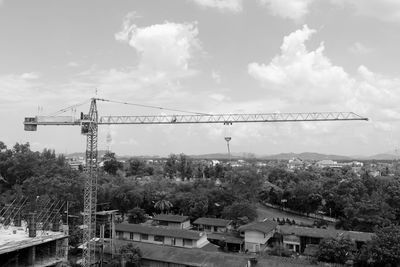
[0,198,68,266]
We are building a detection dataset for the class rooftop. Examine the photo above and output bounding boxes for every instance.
[238,220,278,234]
[153,214,190,223]
[115,223,204,240]
[114,240,250,267]
[207,232,243,244]
[279,225,374,242]
[95,210,118,215]
[193,217,232,227]
[0,225,67,255]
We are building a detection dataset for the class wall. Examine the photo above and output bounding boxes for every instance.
[195,234,208,248]
[118,231,202,248]
[244,230,273,245]
[244,230,274,253]
[181,221,190,229]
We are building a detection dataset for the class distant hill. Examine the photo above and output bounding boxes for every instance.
[362,153,397,160]
[62,151,398,161]
[64,150,108,159]
[189,153,252,160]
[260,152,352,161]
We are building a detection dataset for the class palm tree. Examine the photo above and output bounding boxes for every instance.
[154,199,173,214]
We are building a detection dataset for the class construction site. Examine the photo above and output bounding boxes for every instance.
[0,198,68,266]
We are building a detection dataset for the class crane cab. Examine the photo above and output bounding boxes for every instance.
[24,117,38,131]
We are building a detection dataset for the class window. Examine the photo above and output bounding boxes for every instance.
[129,233,134,240]
[154,235,164,242]
[183,239,192,247]
[159,221,168,226]
[140,234,148,241]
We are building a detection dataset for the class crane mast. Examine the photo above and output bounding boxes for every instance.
[81,99,98,266]
[23,98,368,266]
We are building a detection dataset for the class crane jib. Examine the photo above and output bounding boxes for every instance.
[24,113,368,129]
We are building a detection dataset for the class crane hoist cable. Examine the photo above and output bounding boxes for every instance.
[47,100,91,117]
[95,97,211,115]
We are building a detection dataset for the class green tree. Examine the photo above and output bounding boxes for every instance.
[126,159,153,177]
[224,167,263,202]
[128,207,147,224]
[164,154,178,179]
[317,238,356,264]
[154,199,173,214]
[356,225,400,267]
[111,186,143,216]
[177,153,193,180]
[119,243,142,267]
[221,202,257,227]
[103,152,123,175]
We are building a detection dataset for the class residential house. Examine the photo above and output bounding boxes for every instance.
[193,217,232,233]
[152,214,190,229]
[206,232,244,252]
[115,223,208,248]
[287,158,304,171]
[278,225,374,253]
[315,160,340,168]
[238,220,278,253]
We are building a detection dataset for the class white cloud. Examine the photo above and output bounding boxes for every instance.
[21,72,40,80]
[258,0,314,21]
[0,73,41,103]
[115,14,200,76]
[211,70,221,84]
[248,25,353,107]
[209,93,229,102]
[331,0,400,22]
[247,25,400,148]
[349,42,372,55]
[189,0,242,13]
[67,61,80,67]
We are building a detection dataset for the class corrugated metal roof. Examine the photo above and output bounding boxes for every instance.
[153,214,190,223]
[238,220,278,234]
[279,225,374,242]
[207,233,243,244]
[114,240,250,267]
[193,217,232,227]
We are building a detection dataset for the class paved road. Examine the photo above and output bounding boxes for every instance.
[256,203,317,226]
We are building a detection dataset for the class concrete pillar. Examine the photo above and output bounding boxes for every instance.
[28,213,36,238]
[52,214,60,232]
[13,213,21,227]
[27,246,36,265]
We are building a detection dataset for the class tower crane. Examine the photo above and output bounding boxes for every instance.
[23,97,368,266]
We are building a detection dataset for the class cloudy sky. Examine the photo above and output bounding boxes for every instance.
[1,0,400,157]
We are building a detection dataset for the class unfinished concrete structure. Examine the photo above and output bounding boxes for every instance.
[0,198,68,266]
